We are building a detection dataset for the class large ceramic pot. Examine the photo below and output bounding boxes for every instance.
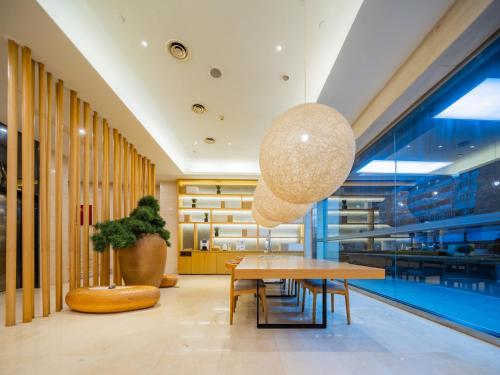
[119,233,167,287]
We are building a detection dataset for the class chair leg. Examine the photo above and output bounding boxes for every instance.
[331,293,335,313]
[312,292,317,324]
[301,286,306,312]
[260,290,268,324]
[234,295,238,312]
[345,292,351,325]
[296,281,301,306]
[229,293,234,325]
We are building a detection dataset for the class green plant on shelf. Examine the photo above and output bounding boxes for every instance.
[91,195,171,252]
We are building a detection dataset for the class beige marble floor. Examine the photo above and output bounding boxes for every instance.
[0,275,499,374]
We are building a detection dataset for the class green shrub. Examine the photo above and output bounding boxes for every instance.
[91,195,171,252]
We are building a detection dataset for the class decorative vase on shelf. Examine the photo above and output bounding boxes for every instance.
[204,213,208,222]
[214,227,220,237]
[192,198,197,208]
[216,185,221,195]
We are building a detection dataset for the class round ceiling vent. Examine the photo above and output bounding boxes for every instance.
[209,67,223,79]
[166,40,190,61]
[204,137,216,144]
[192,103,206,114]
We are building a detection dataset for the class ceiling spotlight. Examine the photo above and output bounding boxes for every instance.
[301,134,309,142]
[276,45,283,52]
[406,145,411,148]
[437,145,443,148]
[469,145,475,149]
[79,129,86,135]
[209,67,222,79]
[432,191,439,196]
[204,137,216,144]
[282,74,290,82]
[194,141,198,145]
[141,40,148,47]
[493,180,500,187]
[227,142,232,146]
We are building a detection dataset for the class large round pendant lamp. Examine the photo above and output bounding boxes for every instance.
[253,178,310,223]
[259,103,355,204]
[251,206,280,228]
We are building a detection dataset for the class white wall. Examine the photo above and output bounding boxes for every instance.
[158,182,178,274]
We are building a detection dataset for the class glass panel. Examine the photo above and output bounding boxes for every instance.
[315,36,500,337]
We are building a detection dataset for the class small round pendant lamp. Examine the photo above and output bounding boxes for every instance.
[259,103,355,204]
[253,178,310,223]
[251,206,280,228]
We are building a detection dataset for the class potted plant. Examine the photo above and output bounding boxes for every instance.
[91,196,171,287]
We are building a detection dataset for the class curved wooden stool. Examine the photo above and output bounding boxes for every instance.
[65,286,160,313]
[159,274,178,288]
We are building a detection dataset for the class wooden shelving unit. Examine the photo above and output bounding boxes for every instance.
[177,179,305,274]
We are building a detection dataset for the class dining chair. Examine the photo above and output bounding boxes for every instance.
[225,260,268,325]
[301,279,351,324]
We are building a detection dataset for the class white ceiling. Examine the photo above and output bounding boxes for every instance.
[37,0,363,176]
[1,0,457,180]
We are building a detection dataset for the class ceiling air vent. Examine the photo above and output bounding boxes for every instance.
[166,40,190,61]
[204,137,216,144]
[192,103,206,114]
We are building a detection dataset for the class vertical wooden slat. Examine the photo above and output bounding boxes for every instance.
[21,47,34,323]
[92,112,100,286]
[112,129,120,285]
[130,147,135,208]
[144,159,149,196]
[45,72,53,312]
[123,140,129,216]
[38,62,50,317]
[30,59,35,319]
[100,120,110,285]
[55,80,64,311]
[118,134,123,218]
[5,40,19,327]
[69,91,78,290]
[75,99,81,287]
[142,157,147,198]
[151,163,156,196]
[82,103,91,287]
[137,154,143,198]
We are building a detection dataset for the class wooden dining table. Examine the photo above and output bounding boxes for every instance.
[234,255,385,329]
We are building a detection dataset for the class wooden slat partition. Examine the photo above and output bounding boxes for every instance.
[5,40,19,326]
[4,41,158,325]
[21,47,34,323]
[100,120,110,285]
[92,112,99,286]
[38,62,50,317]
[55,80,64,311]
[69,91,78,290]
[82,102,91,287]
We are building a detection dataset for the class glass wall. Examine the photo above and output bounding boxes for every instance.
[315,35,500,337]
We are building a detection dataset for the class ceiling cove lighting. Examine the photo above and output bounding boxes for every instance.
[434,78,500,121]
[357,160,452,174]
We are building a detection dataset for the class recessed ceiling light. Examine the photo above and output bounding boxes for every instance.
[437,145,443,148]
[301,134,309,142]
[141,40,148,47]
[434,78,500,121]
[281,74,290,82]
[192,104,206,114]
[79,128,86,135]
[276,45,283,52]
[209,67,222,79]
[469,145,475,149]
[194,141,198,145]
[406,145,411,148]
[432,191,439,196]
[358,160,452,174]
[493,180,500,187]
[204,137,216,144]
[227,142,232,146]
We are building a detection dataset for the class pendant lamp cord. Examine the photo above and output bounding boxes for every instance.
[303,0,307,104]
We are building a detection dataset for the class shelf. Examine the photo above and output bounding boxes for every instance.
[179,193,254,199]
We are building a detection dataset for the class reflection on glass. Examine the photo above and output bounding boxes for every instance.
[314,36,500,337]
